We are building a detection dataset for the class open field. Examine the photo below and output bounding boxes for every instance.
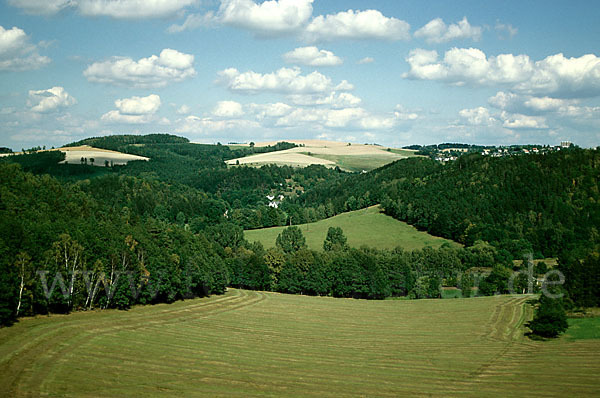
[225,140,421,171]
[0,145,149,166]
[1,289,598,397]
[245,206,460,251]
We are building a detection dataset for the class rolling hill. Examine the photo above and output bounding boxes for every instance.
[225,140,421,172]
[244,205,460,251]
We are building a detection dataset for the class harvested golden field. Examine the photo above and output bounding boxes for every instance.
[225,140,421,171]
[1,289,598,397]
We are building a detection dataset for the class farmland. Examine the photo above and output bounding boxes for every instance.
[245,205,460,251]
[1,289,598,397]
[225,140,421,171]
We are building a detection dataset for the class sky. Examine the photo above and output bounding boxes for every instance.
[1,0,599,150]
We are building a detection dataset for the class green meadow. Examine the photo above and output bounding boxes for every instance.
[1,290,598,397]
[245,206,460,251]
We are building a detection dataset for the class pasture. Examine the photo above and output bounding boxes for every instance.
[244,206,460,251]
[1,290,598,397]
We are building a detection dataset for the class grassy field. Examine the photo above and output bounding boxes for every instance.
[1,290,598,397]
[306,153,404,172]
[245,206,460,251]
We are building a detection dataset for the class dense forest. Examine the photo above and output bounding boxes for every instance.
[1,134,598,327]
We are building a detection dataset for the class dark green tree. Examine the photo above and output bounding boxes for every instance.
[275,226,306,253]
[528,295,569,338]
[323,227,348,251]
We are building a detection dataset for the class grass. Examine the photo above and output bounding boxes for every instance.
[245,205,461,251]
[1,290,598,397]
[565,317,600,340]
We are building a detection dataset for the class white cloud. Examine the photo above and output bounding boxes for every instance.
[212,100,244,117]
[168,11,216,33]
[176,104,191,115]
[514,53,600,98]
[415,17,482,44]
[394,105,419,120]
[0,25,51,71]
[275,106,395,130]
[404,47,534,85]
[489,91,579,114]
[218,0,313,36]
[524,96,572,112]
[495,22,518,39]
[83,48,195,88]
[7,0,73,15]
[101,94,161,124]
[28,87,76,113]
[8,0,196,18]
[115,94,161,115]
[405,49,600,99]
[304,9,410,42]
[287,92,361,108]
[283,46,342,67]
[217,67,352,94]
[176,115,259,134]
[357,57,374,64]
[501,111,547,129]
[458,107,496,126]
[246,102,293,119]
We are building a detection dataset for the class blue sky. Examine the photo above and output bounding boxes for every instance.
[1,0,599,150]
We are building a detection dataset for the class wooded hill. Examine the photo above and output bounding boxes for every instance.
[0,134,598,327]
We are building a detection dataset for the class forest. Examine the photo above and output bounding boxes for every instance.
[0,134,598,327]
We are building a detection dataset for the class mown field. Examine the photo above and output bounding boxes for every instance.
[245,206,460,251]
[1,289,599,397]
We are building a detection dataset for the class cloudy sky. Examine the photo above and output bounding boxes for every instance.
[1,0,599,150]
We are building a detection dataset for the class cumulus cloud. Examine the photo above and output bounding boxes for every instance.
[212,100,244,117]
[246,102,293,119]
[287,92,361,108]
[514,53,600,98]
[28,87,76,113]
[101,94,161,124]
[458,107,496,126]
[8,0,196,18]
[0,25,51,71]
[283,46,342,67]
[304,9,410,42]
[217,0,313,36]
[83,49,195,88]
[489,91,579,115]
[217,67,352,94]
[176,115,259,134]
[275,106,396,130]
[405,48,600,99]
[414,17,482,44]
[501,111,547,129]
[404,47,534,85]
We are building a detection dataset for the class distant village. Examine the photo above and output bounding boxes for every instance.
[405,141,574,163]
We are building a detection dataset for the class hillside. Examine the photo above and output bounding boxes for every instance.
[1,289,599,397]
[245,205,460,251]
[225,139,421,172]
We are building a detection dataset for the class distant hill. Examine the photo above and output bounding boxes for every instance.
[225,139,421,172]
